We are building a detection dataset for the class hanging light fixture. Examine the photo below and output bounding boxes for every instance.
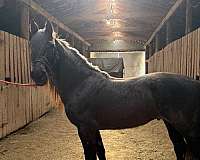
[105,0,123,41]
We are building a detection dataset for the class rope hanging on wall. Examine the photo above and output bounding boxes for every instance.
[0,80,37,90]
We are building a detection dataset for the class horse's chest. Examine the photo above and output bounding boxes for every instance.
[64,101,89,126]
[64,106,78,125]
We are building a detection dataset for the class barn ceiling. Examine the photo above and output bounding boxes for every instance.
[33,0,177,45]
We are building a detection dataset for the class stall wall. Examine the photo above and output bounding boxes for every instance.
[148,28,200,80]
[0,31,56,139]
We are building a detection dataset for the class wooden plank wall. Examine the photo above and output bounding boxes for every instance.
[148,28,200,79]
[0,31,55,139]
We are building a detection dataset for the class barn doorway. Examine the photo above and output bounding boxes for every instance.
[90,51,145,78]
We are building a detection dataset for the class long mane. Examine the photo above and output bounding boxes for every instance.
[54,37,110,77]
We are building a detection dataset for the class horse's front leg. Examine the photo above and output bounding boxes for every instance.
[78,127,97,160]
[96,130,106,160]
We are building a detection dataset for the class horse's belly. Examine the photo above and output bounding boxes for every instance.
[99,118,155,130]
[96,106,156,130]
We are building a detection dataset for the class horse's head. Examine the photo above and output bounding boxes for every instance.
[30,21,54,86]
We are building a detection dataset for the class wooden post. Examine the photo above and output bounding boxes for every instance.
[152,38,156,55]
[155,34,159,52]
[80,43,84,55]
[20,2,30,40]
[82,45,90,58]
[0,31,5,80]
[145,62,148,74]
[166,20,172,45]
[145,45,150,60]
[148,42,153,57]
[160,25,167,49]
[185,0,192,34]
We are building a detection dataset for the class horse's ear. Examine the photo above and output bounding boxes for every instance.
[31,20,39,35]
[45,21,54,38]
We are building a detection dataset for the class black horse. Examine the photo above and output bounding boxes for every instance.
[30,22,200,160]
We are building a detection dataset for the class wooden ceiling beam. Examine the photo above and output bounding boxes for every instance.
[146,0,184,45]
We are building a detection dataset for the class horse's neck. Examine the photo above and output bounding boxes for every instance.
[50,51,95,102]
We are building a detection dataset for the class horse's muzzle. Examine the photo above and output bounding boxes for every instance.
[31,64,48,86]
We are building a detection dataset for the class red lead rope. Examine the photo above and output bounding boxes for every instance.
[0,80,37,87]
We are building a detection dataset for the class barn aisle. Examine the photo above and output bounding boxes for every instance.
[0,109,175,160]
